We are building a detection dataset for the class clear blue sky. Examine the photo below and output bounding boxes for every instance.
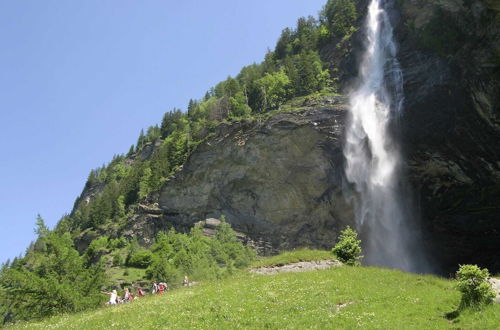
[0,0,326,264]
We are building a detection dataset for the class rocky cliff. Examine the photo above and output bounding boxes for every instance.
[160,100,352,254]
[393,0,500,272]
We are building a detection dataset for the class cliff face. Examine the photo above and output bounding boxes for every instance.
[160,102,353,253]
[392,0,500,272]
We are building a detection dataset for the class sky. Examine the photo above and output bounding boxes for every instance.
[0,0,326,264]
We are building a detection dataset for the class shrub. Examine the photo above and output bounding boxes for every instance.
[456,264,496,310]
[127,250,153,268]
[332,226,362,266]
[146,256,181,284]
[108,237,128,250]
[112,254,123,266]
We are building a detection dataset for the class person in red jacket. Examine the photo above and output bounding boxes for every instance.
[158,282,164,294]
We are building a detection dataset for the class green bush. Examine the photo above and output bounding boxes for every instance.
[108,237,128,250]
[84,236,109,263]
[112,253,123,266]
[332,226,362,266]
[127,250,153,268]
[456,264,496,310]
[146,256,181,284]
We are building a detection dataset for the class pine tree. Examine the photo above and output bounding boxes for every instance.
[138,167,153,199]
[34,214,49,237]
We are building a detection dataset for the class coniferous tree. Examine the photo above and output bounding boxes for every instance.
[138,167,153,200]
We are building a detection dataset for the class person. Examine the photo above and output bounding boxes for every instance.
[123,288,133,302]
[101,289,118,305]
[183,275,189,287]
[151,280,159,294]
[138,287,145,297]
[158,282,165,294]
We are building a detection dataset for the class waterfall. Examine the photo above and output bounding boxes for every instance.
[344,0,426,272]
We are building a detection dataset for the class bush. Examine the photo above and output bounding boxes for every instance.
[108,237,128,250]
[332,226,362,266]
[456,264,496,310]
[146,256,181,284]
[127,250,153,268]
[112,254,123,266]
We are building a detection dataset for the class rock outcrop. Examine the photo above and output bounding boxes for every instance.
[160,104,353,253]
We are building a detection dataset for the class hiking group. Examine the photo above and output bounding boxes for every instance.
[102,276,189,305]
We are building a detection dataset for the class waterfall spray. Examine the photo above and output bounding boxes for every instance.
[344,0,426,272]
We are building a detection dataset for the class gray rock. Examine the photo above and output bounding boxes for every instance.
[159,107,353,253]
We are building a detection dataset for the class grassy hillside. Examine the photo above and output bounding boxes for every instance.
[12,251,500,329]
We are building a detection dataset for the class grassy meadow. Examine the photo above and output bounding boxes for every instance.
[11,250,500,329]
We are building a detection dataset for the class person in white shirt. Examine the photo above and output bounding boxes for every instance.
[101,289,118,305]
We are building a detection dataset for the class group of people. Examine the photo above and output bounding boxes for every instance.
[151,280,169,294]
[102,287,143,305]
[102,276,189,306]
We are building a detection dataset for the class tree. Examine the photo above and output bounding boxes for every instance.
[332,226,362,266]
[321,0,357,38]
[136,129,146,151]
[274,27,294,60]
[0,232,105,324]
[287,51,331,96]
[138,167,153,199]
[215,216,237,244]
[294,16,319,53]
[114,195,127,220]
[160,109,183,139]
[127,144,135,157]
[255,68,291,109]
[34,214,49,238]
[229,92,252,118]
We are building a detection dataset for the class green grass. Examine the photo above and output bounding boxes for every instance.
[251,248,334,268]
[106,266,147,286]
[11,250,500,329]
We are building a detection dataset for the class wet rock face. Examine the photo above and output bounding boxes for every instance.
[392,0,500,272]
[159,107,354,253]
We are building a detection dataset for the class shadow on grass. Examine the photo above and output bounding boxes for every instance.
[444,309,460,320]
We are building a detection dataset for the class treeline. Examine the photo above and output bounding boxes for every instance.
[0,216,253,324]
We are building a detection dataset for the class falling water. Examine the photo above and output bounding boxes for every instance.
[344,0,425,272]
